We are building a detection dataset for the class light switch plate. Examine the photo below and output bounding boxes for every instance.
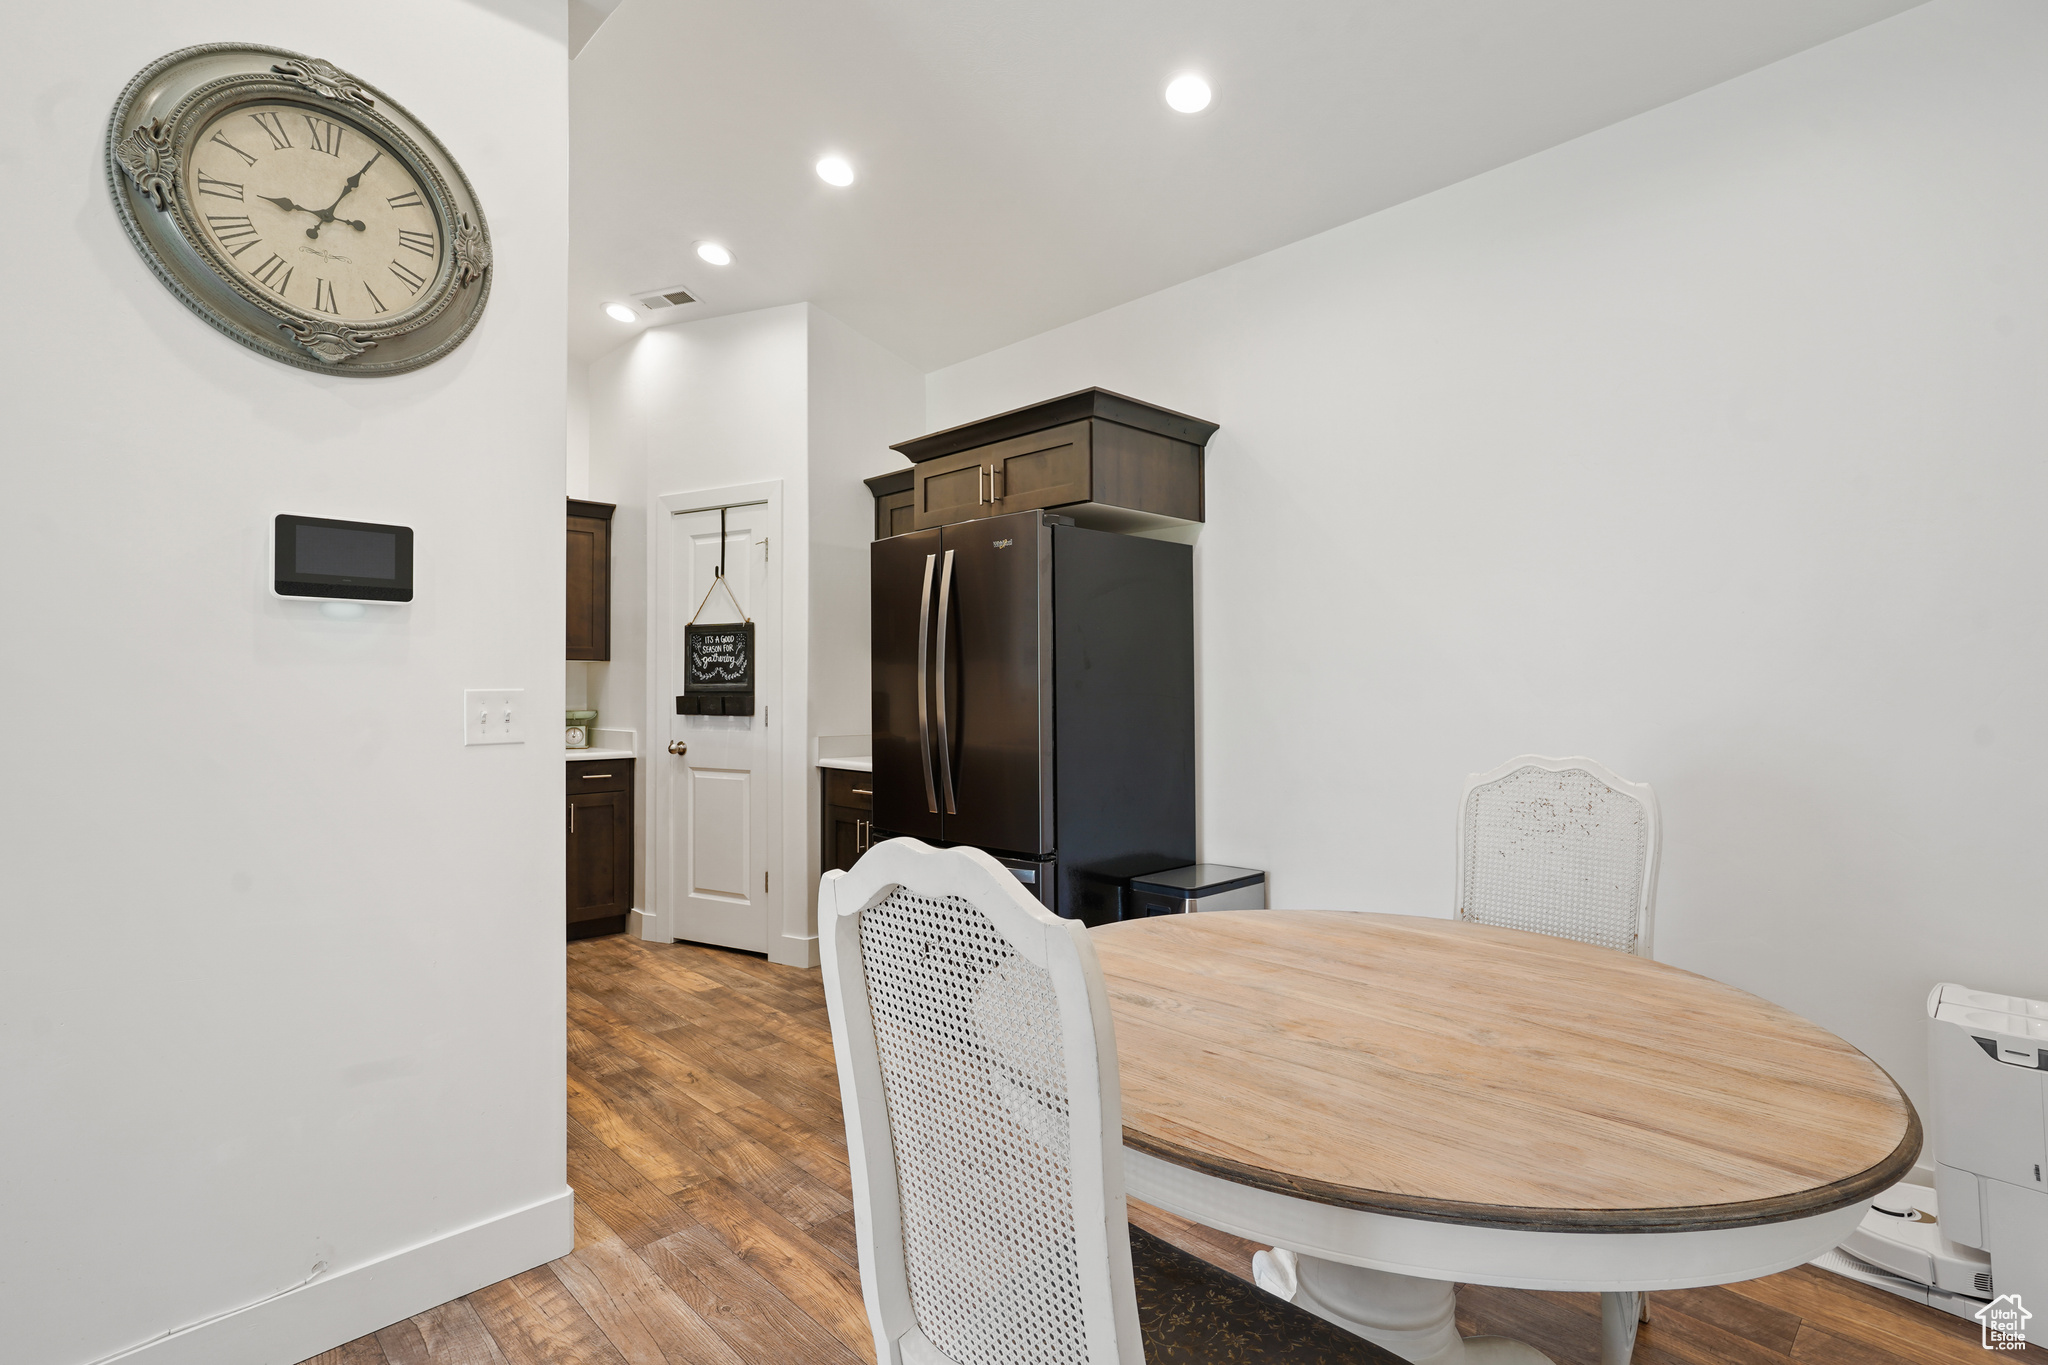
[463,688,525,745]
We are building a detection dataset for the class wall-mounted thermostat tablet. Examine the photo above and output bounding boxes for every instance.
[274,515,414,602]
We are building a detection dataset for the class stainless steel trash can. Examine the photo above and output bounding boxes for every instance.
[1127,864,1267,916]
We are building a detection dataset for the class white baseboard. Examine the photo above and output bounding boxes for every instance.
[774,933,820,969]
[90,1188,573,1365]
[629,908,657,940]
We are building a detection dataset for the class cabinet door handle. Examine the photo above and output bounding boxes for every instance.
[978,464,988,505]
[569,806,574,835]
[992,463,1003,501]
[849,787,872,796]
[580,773,613,779]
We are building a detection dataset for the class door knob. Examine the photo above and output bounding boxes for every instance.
[668,740,688,756]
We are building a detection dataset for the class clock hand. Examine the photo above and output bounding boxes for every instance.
[305,152,384,239]
[322,153,382,215]
[304,217,367,240]
[259,194,320,217]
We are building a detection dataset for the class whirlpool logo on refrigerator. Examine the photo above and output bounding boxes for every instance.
[992,538,1013,549]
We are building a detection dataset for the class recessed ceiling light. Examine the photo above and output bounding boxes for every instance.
[695,241,733,266]
[604,302,636,323]
[1165,74,1211,114]
[816,156,855,187]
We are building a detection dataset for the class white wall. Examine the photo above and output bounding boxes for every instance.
[805,308,925,901]
[0,6,571,1363]
[567,358,593,498]
[925,0,2048,1116]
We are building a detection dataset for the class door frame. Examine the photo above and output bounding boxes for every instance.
[647,479,784,955]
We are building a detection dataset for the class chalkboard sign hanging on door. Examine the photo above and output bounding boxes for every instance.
[685,621,754,695]
[678,506,757,716]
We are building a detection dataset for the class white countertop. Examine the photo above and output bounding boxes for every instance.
[818,756,872,772]
[566,748,636,762]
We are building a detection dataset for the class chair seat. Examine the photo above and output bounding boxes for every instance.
[1129,1225,1405,1364]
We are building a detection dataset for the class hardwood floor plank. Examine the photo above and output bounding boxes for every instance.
[586,1064,784,1196]
[567,1067,705,1192]
[570,994,763,1114]
[1787,1320,1993,1364]
[568,1018,635,1078]
[574,1042,844,1243]
[807,1210,861,1270]
[668,1040,844,1132]
[304,1337,392,1365]
[1454,1282,1609,1364]
[1724,1265,1991,1361]
[643,1225,871,1365]
[1637,1284,1801,1355]
[663,1175,873,1357]
[564,1116,698,1251]
[712,1096,854,1193]
[555,1235,748,1365]
[1625,1295,1793,1365]
[466,1266,629,1365]
[732,1148,854,1229]
[412,1299,512,1365]
[547,1247,677,1365]
[373,1319,434,1365]
[571,970,695,1034]
[572,1197,619,1251]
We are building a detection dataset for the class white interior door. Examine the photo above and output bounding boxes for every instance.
[661,500,775,952]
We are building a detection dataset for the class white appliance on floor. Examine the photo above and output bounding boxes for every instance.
[1815,983,2046,1345]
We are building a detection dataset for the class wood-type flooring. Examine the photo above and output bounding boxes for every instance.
[302,934,2021,1365]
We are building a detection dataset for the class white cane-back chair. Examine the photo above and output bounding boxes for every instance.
[1455,754,1661,958]
[821,837,1404,1365]
[1459,755,1662,1364]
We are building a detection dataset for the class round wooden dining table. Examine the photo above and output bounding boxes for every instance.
[1091,910,1919,1365]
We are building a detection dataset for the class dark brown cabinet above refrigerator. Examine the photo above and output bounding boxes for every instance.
[869,388,1218,538]
[864,469,914,540]
[567,498,614,660]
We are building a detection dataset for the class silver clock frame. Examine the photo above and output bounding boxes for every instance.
[107,44,492,377]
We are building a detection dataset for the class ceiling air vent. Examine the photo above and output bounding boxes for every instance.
[633,286,698,311]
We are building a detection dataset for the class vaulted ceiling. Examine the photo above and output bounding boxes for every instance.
[570,0,1926,370]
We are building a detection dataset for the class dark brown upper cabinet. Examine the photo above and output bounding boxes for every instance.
[567,498,614,661]
[885,388,1218,537]
[864,469,915,540]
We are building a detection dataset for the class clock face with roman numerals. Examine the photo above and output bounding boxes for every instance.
[107,45,491,375]
[186,101,440,326]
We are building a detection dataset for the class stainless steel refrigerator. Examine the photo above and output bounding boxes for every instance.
[871,509,1194,924]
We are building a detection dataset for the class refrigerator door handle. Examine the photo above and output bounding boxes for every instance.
[916,553,938,814]
[934,548,958,815]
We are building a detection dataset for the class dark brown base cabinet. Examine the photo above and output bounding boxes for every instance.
[568,758,633,939]
[821,767,874,875]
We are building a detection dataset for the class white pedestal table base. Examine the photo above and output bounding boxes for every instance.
[1252,1247,1553,1365]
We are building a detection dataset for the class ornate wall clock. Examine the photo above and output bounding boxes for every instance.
[107,45,492,376]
